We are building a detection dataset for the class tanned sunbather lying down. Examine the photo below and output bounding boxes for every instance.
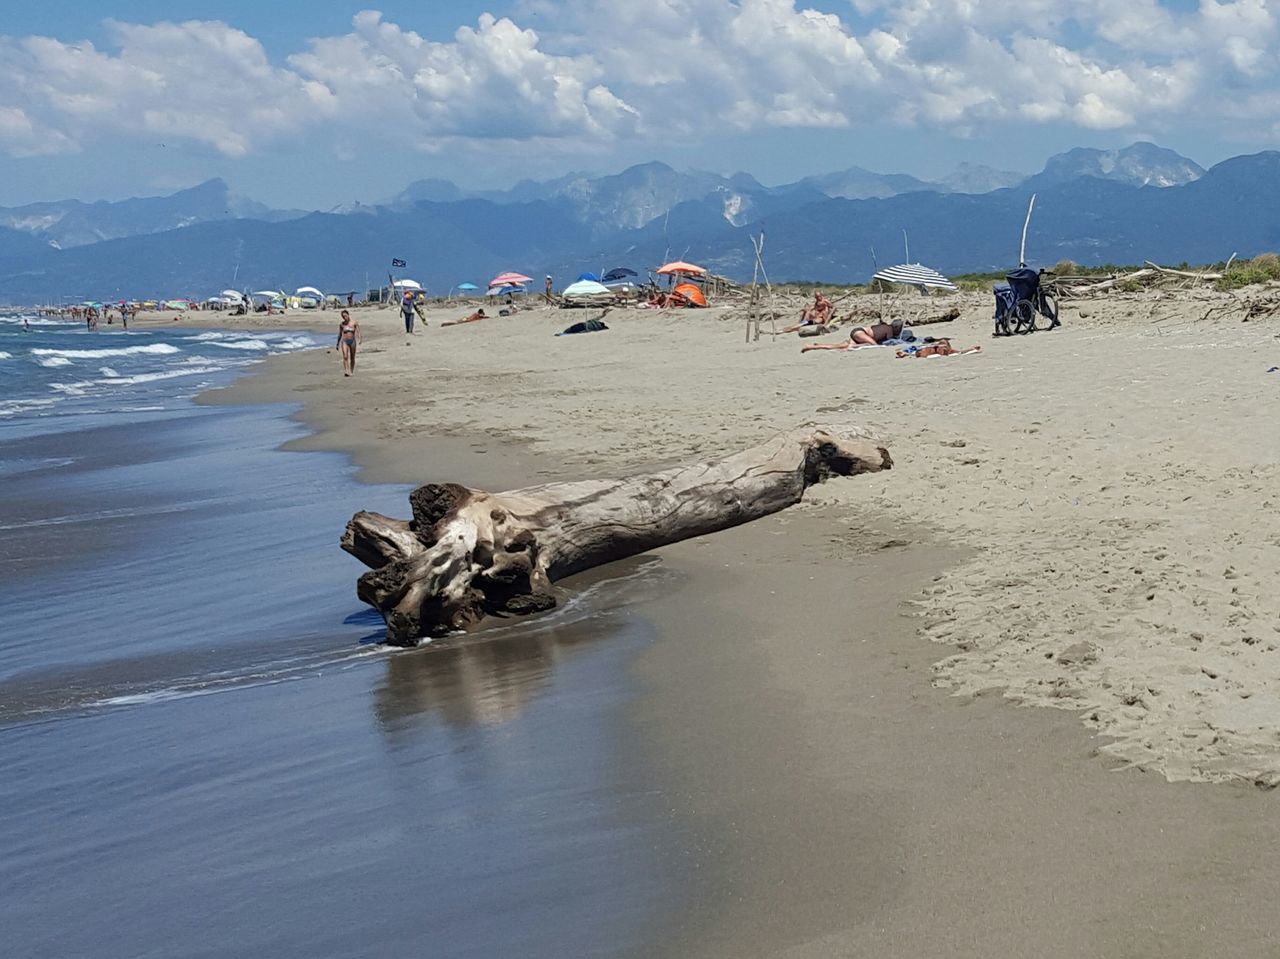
[896,340,981,358]
[801,318,902,352]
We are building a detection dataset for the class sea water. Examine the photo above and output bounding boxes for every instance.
[0,312,681,958]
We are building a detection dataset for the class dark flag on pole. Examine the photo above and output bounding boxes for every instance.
[391,258,407,268]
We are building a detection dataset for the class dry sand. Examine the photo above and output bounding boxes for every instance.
[189,289,1280,954]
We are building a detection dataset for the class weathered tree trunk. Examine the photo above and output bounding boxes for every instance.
[342,426,892,645]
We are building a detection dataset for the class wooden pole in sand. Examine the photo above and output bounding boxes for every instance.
[750,232,775,341]
[1019,193,1037,265]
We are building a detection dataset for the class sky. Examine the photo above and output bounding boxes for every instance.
[0,0,1277,209]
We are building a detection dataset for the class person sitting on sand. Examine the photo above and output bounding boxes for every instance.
[442,309,486,327]
[801,318,903,352]
[337,309,361,376]
[896,339,981,358]
[782,291,834,333]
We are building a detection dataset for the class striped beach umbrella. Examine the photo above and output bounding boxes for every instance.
[872,263,958,292]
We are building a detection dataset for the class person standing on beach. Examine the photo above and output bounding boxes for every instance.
[545,275,553,302]
[401,291,416,334]
[337,309,361,376]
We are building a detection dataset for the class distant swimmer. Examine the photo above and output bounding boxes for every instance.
[22,316,30,332]
[337,309,361,376]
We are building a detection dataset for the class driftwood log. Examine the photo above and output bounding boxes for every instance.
[342,426,892,645]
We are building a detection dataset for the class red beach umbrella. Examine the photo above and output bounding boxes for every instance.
[488,272,533,288]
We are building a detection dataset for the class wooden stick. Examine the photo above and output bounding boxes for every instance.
[1143,261,1224,281]
[1019,193,1036,265]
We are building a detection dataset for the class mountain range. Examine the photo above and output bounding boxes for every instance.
[1,142,1272,303]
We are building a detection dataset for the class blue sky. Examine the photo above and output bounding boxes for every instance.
[0,1,1275,208]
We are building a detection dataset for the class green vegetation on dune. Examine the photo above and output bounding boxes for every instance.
[951,255,1280,293]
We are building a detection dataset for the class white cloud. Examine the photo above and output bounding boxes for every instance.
[0,2,1276,161]
[288,11,638,143]
[0,21,331,156]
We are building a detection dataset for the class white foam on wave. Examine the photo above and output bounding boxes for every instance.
[97,366,224,386]
[0,398,57,417]
[272,335,317,351]
[37,356,73,368]
[0,351,12,360]
[207,339,270,351]
[49,381,93,396]
[31,343,181,360]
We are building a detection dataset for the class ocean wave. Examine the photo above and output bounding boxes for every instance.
[97,366,224,386]
[0,455,77,477]
[48,381,93,396]
[0,351,12,360]
[36,356,73,368]
[207,339,270,351]
[0,398,57,417]
[31,344,181,360]
[272,335,317,351]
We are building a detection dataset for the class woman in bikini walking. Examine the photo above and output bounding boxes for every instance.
[337,309,361,376]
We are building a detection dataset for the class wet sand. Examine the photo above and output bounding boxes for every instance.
[197,292,1280,955]
[631,512,1280,957]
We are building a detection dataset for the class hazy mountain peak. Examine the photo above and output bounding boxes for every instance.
[938,162,1025,194]
[797,165,940,200]
[1036,142,1204,188]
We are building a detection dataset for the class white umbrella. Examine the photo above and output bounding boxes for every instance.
[392,279,422,291]
[871,263,958,292]
[562,279,612,298]
[296,286,323,298]
[220,289,245,301]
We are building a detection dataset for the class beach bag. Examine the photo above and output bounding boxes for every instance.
[558,319,610,336]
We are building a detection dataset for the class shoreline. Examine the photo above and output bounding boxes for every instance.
[187,292,1280,954]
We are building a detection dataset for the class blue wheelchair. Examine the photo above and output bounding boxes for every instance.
[993,267,1059,336]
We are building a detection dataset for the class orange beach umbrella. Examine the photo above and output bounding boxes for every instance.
[656,261,706,276]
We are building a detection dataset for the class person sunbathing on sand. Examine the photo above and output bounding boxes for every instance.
[801,318,902,352]
[896,340,981,358]
[782,291,834,333]
[441,309,486,327]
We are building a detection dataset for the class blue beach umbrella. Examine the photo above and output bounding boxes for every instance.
[577,271,600,282]
[457,282,479,291]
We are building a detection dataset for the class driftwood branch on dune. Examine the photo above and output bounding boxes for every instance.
[343,426,893,645]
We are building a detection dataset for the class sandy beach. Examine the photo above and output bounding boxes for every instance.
[184,287,1280,954]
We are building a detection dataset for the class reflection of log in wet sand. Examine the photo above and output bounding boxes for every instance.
[376,634,558,730]
[372,557,665,732]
